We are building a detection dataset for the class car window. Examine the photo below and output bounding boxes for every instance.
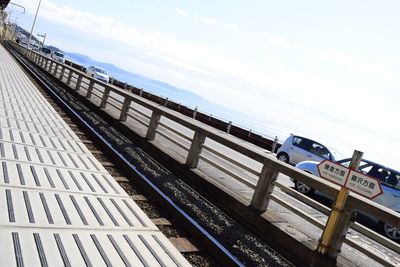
[292,136,312,151]
[95,68,107,74]
[41,48,51,54]
[54,52,64,57]
[310,142,331,159]
[386,173,399,190]
[358,163,373,174]
[366,166,399,190]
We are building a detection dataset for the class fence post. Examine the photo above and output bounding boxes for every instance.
[75,75,82,91]
[52,63,57,75]
[100,87,111,109]
[86,80,94,98]
[227,121,232,134]
[317,150,363,260]
[66,70,73,85]
[59,66,66,80]
[186,131,206,168]
[271,136,278,153]
[145,110,162,140]
[250,159,279,212]
[139,89,143,96]
[45,59,50,71]
[164,97,168,107]
[119,98,131,122]
[192,107,198,119]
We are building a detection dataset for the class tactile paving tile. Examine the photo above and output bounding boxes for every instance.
[0,44,190,266]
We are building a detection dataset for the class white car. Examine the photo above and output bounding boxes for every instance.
[276,134,336,165]
[51,51,65,64]
[296,158,400,241]
[86,66,109,83]
[40,47,52,58]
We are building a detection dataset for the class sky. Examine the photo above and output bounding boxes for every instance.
[5,0,400,168]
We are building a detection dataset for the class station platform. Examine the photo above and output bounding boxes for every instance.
[0,44,190,266]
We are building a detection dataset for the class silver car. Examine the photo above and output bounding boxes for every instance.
[86,66,109,83]
[276,134,335,165]
[40,47,52,58]
[51,51,65,64]
[295,158,400,241]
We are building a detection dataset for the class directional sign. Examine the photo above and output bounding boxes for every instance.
[317,160,383,199]
[345,170,383,199]
[317,160,350,186]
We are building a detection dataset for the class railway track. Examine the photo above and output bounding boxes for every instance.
[5,42,292,267]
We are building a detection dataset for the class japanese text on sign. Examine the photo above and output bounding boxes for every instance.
[345,170,383,199]
[317,160,350,186]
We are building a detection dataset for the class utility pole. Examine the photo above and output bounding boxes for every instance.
[28,0,41,49]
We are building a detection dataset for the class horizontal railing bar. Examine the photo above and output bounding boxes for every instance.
[126,112,148,127]
[91,86,106,94]
[108,95,124,105]
[269,193,325,229]
[274,181,331,215]
[198,154,256,188]
[201,144,261,177]
[106,100,121,110]
[158,121,192,141]
[348,222,400,253]
[90,91,103,99]
[344,238,393,266]
[155,129,190,151]
[129,106,151,120]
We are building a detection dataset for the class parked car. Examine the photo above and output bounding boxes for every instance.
[51,51,65,64]
[276,134,336,165]
[295,158,400,241]
[85,66,109,83]
[19,39,38,50]
[40,47,52,58]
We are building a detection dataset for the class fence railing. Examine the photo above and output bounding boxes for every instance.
[9,41,400,265]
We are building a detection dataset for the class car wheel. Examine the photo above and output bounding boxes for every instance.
[381,223,400,241]
[277,153,289,163]
[294,180,314,195]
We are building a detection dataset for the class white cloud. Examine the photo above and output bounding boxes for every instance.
[202,17,217,25]
[321,48,400,83]
[261,32,300,48]
[175,8,187,17]
[224,22,238,29]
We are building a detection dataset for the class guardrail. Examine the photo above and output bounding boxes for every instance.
[8,41,400,265]
[61,59,280,152]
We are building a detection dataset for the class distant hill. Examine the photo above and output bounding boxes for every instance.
[64,52,209,108]
[46,45,63,53]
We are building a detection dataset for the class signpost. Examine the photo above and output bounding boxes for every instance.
[317,150,383,260]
